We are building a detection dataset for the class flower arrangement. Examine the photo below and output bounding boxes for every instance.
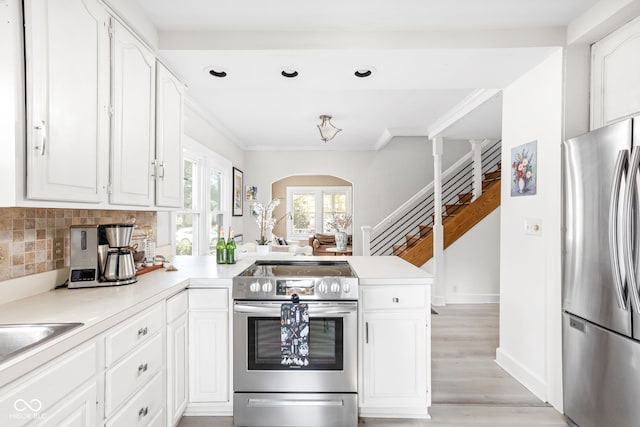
[327,213,353,232]
[512,147,534,191]
[252,199,280,245]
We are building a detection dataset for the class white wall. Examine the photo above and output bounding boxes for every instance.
[423,208,501,303]
[242,137,470,253]
[497,48,563,410]
[182,103,246,237]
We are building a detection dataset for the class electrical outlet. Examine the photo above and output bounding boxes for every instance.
[54,237,64,258]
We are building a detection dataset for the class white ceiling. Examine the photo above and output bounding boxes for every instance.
[134,0,598,150]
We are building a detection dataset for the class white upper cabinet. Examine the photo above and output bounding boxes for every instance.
[109,20,156,206]
[24,0,110,203]
[591,15,640,130]
[155,62,184,208]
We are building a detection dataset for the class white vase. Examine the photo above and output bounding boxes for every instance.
[335,231,348,251]
[518,177,526,193]
[256,244,270,255]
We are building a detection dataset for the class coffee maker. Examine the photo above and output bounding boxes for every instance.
[69,224,137,288]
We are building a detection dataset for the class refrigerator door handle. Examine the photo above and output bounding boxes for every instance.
[624,147,640,313]
[610,149,629,310]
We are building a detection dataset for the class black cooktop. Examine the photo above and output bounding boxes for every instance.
[237,260,357,278]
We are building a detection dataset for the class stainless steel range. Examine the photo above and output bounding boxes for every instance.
[232,260,359,427]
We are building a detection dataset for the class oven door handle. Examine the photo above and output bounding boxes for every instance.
[234,303,357,315]
[247,398,345,408]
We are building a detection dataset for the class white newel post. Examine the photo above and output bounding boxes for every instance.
[432,136,446,305]
[361,225,372,256]
[470,139,483,201]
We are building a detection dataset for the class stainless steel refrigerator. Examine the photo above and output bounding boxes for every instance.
[562,117,640,427]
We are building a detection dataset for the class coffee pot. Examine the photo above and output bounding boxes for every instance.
[101,224,137,285]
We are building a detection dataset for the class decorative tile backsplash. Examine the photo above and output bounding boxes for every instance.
[0,208,156,282]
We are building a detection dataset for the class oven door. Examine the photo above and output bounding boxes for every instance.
[233,300,357,393]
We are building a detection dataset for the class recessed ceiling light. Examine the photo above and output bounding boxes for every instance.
[209,69,227,78]
[354,69,373,78]
[281,69,299,78]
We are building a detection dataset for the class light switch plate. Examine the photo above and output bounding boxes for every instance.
[524,218,542,236]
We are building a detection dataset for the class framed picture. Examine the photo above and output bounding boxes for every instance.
[245,185,258,201]
[511,140,537,197]
[232,167,243,216]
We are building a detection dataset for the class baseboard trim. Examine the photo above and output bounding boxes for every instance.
[184,402,233,416]
[359,406,431,419]
[431,295,446,306]
[495,347,547,402]
[446,293,499,304]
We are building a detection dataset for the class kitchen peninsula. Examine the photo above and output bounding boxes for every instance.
[0,256,432,426]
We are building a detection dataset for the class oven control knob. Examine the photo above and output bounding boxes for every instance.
[250,281,261,293]
[330,281,340,293]
[343,282,351,294]
[317,281,328,293]
[262,281,273,293]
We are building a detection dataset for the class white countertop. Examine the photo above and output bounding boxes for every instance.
[0,255,432,387]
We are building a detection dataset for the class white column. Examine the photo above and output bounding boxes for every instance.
[361,225,372,256]
[432,136,446,306]
[470,139,483,201]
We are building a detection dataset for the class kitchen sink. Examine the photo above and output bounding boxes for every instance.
[0,323,83,364]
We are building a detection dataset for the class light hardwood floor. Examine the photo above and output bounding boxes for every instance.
[179,303,567,427]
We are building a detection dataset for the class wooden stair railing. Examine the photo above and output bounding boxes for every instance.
[394,164,501,267]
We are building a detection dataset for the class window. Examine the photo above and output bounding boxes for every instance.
[286,186,352,240]
[174,137,231,256]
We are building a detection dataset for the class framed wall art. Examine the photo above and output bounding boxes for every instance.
[511,140,537,197]
[232,167,244,216]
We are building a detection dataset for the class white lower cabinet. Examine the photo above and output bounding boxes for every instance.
[359,285,431,419]
[33,381,97,427]
[0,341,99,427]
[105,372,164,427]
[103,302,166,426]
[187,288,231,415]
[167,290,188,426]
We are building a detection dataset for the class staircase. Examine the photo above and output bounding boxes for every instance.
[365,139,502,266]
[394,162,501,267]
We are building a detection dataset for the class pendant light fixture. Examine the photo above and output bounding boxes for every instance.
[317,115,342,143]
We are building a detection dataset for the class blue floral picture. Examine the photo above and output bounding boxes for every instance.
[511,141,537,197]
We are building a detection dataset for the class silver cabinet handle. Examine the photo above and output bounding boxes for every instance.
[137,326,148,336]
[137,363,148,374]
[158,161,165,180]
[34,120,46,156]
[624,146,640,313]
[138,406,149,417]
[609,149,628,310]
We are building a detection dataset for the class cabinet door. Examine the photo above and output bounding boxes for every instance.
[362,312,427,407]
[33,382,97,427]
[591,15,640,130]
[24,0,110,202]
[167,313,188,426]
[109,20,155,206]
[155,63,184,208]
[188,310,229,403]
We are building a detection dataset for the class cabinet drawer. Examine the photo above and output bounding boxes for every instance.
[189,288,228,310]
[106,333,163,415]
[106,303,163,365]
[362,286,428,310]
[167,290,188,324]
[106,371,163,427]
[0,341,97,427]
